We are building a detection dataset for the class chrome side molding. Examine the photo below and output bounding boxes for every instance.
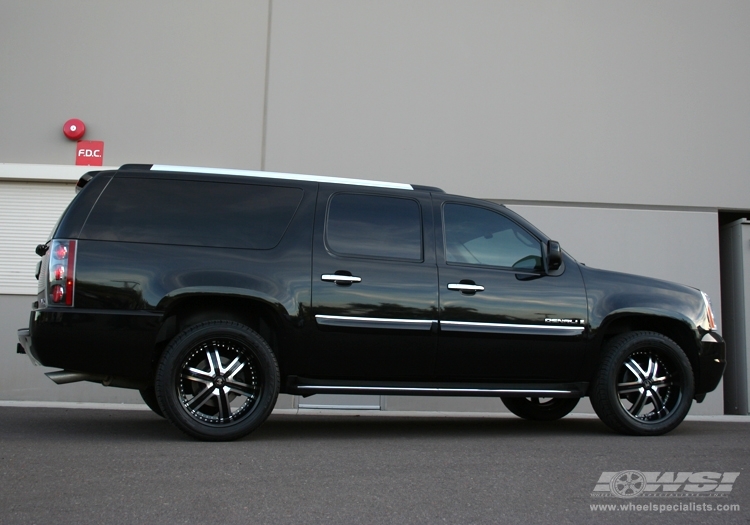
[315,315,435,331]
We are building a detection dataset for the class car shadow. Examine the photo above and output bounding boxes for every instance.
[0,406,728,443]
[252,413,613,442]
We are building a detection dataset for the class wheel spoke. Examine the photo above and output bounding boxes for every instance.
[651,377,672,389]
[624,359,647,382]
[225,359,246,381]
[644,356,656,380]
[649,360,660,381]
[185,365,213,379]
[226,379,256,398]
[218,355,240,375]
[628,389,648,416]
[217,388,231,420]
[207,349,222,375]
[617,380,642,395]
[650,387,667,413]
[183,367,213,386]
[186,385,215,411]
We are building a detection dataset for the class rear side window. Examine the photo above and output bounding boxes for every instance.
[80,177,303,249]
[325,193,422,261]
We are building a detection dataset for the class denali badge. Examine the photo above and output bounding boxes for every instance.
[545,318,585,325]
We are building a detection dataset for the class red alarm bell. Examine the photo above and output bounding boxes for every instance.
[63,119,86,140]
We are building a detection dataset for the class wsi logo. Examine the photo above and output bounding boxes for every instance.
[592,471,740,498]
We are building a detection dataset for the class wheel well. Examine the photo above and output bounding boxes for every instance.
[593,315,701,386]
[149,296,284,378]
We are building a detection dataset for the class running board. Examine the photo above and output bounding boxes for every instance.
[287,377,588,399]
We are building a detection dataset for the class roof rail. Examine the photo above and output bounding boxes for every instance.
[139,164,416,190]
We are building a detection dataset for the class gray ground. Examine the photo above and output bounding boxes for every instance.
[0,406,747,525]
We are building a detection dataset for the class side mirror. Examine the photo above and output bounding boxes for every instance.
[546,240,562,273]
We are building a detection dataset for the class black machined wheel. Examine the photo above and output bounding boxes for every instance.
[155,320,279,441]
[590,331,694,436]
[501,397,579,421]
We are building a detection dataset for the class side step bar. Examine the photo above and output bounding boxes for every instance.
[287,377,588,398]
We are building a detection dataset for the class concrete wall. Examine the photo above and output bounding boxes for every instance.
[0,0,270,169]
[264,1,750,208]
[1,1,747,207]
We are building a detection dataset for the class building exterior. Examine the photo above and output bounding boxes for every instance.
[1,1,748,415]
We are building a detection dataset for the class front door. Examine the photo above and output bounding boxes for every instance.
[435,199,588,381]
[308,187,438,380]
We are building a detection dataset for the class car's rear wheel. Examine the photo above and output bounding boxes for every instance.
[590,331,694,436]
[501,397,579,421]
[155,320,279,441]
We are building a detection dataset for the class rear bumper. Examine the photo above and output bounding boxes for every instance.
[17,327,42,365]
[25,307,163,381]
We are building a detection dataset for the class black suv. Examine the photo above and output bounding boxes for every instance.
[17,164,725,440]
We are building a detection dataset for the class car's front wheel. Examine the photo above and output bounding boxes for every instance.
[501,397,579,421]
[590,331,694,436]
[155,320,279,441]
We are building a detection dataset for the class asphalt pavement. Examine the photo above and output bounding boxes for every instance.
[0,405,748,525]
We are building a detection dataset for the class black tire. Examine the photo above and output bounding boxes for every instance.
[590,331,694,436]
[155,320,279,441]
[139,384,164,418]
[501,397,580,421]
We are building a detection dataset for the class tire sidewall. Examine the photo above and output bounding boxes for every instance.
[155,321,279,441]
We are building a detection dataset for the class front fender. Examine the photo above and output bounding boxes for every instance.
[580,266,706,334]
[597,307,697,334]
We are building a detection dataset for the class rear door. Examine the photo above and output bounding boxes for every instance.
[309,185,438,380]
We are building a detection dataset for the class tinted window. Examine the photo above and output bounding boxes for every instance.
[443,203,542,270]
[326,194,422,260]
[81,177,303,249]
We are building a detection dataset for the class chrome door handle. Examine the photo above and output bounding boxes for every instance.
[321,274,362,284]
[448,283,484,292]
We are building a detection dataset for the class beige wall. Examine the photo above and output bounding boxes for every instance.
[0,0,269,169]
[0,1,747,209]
[264,1,750,208]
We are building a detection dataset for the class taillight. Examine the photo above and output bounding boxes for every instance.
[48,239,76,306]
[53,264,65,280]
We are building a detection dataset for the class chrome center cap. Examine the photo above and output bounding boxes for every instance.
[214,377,226,388]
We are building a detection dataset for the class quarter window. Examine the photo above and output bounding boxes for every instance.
[81,177,303,249]
[443,203,542,270]
[326,194,422,260]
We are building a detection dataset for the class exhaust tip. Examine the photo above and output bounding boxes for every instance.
[45,370,102,385]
